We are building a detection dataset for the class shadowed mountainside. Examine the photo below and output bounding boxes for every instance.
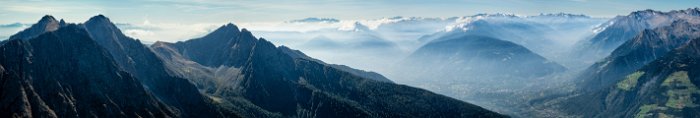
[152,23,506,118]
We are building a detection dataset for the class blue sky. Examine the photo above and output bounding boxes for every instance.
[1,0,698,24]
[1,0,698,41]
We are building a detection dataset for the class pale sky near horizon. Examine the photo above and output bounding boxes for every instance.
[1,0,699,24]
[1,0,699,42]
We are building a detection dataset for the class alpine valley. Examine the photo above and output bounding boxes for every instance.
[1,2,700,118]
[0,15,506,118]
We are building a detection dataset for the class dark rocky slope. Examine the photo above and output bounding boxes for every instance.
[0,14,504,118]
[561,37,700,118]
[152,23,506,118]
[8,15,64,40]
[0,25,175,118]
[82,15,223,118]
[571,8,700,64]
[548,14,700,117]
[1,15,228,118]
[577,19,700,91]
[278,46,392,83]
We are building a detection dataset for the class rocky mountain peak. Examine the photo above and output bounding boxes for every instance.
[213,23,240,34]
[85,15,119,29]
[240,28,256,38]
[671,7,700,15]
[38,15,58,23]
[8,15,61,40]
[88,14,110,22]
[59,19,67,26]
[0,23,178,117]
[222,23,239,31]
[338,22,370,32]
[630,9,662,16]
[199,23,241,41]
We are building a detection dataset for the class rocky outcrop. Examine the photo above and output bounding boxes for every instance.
[8,15,61,40]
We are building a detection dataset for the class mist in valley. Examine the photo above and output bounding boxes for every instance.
[4,0,700,117]
[236,14,611,116]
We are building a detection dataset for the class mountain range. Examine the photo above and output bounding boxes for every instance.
[0,15,505,118]
[253,14,605,74]
[533,8,700,118]
[2,7,700,118]
[150,22,500,117]
[578,18,700,91]
[571,8,700,68]
[0,24,179,118]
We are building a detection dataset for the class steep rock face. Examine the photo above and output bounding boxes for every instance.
[80,15,223,118]
[152,23,506,118]
[561,37,700,118]
[577,19,700,91]
[8,15,61,40]
[0,25,175,118]
[0,65,58,118]
[152,41,278,118]
[572,8,700,63]
[554,16,700,117]
[167,23,250,67]
[156,24,392,84]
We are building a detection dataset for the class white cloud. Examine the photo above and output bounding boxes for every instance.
[116,22,221,42]
[117,16,453,42]
[0,23,30,40]
[123,29,155,38]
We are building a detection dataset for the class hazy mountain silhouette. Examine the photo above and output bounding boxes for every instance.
[152,23,506,117]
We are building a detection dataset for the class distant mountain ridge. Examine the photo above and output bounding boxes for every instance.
[8,9,689,117]
[82,15,223,117]
[1,15,226,117]
[152,22,504,117]
[417,13,606,69]
[577,19,700,91]
[561,37,700,118]
[0,14,507,118]
[571,8,700,66]
[8,15,64,40]
[392,34,566,116]
[547,8,700,118]
[400,35,566,80]
[277,46,392,82]
[288,17,340,23]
